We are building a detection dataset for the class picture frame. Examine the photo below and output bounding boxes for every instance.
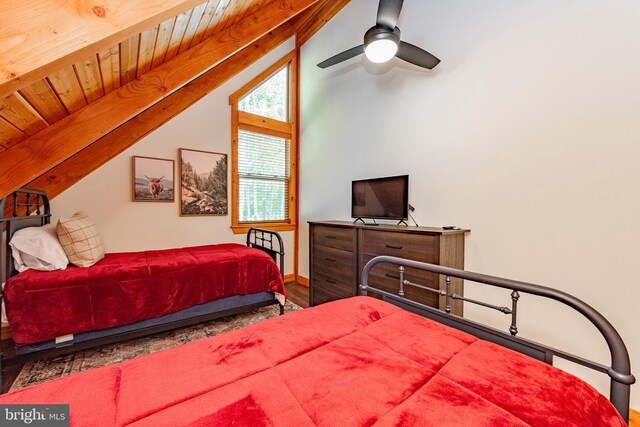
[132,156,175,202]
[179,148,228,216]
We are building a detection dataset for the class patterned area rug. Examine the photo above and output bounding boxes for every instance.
[9,301,301,392]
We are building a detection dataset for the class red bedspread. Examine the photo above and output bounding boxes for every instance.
[4,244,284,346]
[0,297,624,426]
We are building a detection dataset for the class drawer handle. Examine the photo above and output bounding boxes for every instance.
[385,273,400,279]
[325,235,337,239]
[326,278,337,284]
[385,244,403,250]
[325,257,336,262]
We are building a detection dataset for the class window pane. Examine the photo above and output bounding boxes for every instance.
[238,130,290,222]
[239,178,286,221]
[238,130,288,178]
[238,66,288,121]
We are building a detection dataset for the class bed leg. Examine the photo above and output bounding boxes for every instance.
[279,303,285,315]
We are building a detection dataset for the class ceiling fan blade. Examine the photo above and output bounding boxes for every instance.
[317,45,365,68]
[396,41,441,69]
[376,0,404,29]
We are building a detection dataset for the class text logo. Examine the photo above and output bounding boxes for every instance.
[0,405,69,426]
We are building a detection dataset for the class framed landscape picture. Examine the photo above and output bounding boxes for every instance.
[132,156,175,202]
[179,148,228,216]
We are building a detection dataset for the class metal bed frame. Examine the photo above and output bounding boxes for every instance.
[0,189,286,393]
[360,255,636,424]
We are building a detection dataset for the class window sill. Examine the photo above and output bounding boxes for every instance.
[230,223,296,235]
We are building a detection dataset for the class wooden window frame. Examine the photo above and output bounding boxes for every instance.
[229,51,298,234]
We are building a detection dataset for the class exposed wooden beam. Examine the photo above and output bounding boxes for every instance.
[296,0,351,46]
[8,1,332,204]
[23,3,325,201]
[23,22,298,200]
[0,0,207,98]
[1,0,321,199]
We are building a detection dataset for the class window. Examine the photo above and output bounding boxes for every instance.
[229,51,297,233]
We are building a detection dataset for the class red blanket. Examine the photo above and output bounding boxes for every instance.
[0,297,624,426]
[4,244,284,346]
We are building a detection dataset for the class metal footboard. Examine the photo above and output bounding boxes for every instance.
[246,227,285,280]
[360,255,635,423]
[246,227,285,314]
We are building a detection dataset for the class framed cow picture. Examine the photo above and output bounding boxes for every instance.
[179,149,228,216]
[132,156,175,202]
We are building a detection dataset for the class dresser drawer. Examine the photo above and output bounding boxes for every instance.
[311,271,355,299]
[312,225,356,252]
[362,255,438,307]
[361,230,437,263]
[312,245,355,284]
[311,281,354,306]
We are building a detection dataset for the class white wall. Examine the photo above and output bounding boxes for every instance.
[300,0,640,408]
[51,37,296,274]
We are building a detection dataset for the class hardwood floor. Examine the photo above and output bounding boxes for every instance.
[285,282,309,308]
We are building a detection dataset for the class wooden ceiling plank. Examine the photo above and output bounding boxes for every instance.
[242,0,272,21]
[203,0,231,39]
[164,9,194,61]
[0,93,48,136]
[212,0,245,34]
[178,3,208,54]
[152,17,178,69]
[119,35,140,85]
[0,0,321,198]
[24,21,298,201]
[0,0,210,97]
[45,67,87,114]
[229,0,259,27]
[0,117,27,149]
[98,45,122,94]
[18,80,68,125]
[190,0,223,47]
[138,26,161,76]
[74,55,105,104]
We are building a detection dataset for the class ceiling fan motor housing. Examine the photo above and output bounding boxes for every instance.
[364,25,401,47]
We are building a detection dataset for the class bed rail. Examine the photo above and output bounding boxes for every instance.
[360,256,635,423]
[246,228,285,280]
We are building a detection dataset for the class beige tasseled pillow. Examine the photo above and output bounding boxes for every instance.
[56,212,105,267]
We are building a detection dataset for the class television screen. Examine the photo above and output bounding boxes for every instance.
[351,175,409,220]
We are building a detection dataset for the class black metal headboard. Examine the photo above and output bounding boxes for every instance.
[246,228,285,280]
[0,189,51,283]
[360,256,635,423]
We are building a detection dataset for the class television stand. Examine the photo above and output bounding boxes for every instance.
[397,219,408,226]
[308,220,469,314]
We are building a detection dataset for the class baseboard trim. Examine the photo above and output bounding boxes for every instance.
[295,275,309,286]
[284,274,296,284]
[630,408,639,427]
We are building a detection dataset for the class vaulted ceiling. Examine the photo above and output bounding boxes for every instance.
[0,0,349,201]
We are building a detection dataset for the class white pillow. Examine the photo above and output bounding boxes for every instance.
[9,224,69,272]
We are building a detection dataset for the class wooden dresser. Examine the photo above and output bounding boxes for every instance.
[309,221,469,315]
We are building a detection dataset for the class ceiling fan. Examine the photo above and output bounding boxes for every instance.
[317,0,440,70]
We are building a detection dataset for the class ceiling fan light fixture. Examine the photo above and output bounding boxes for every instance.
[317,1,440,70]
[365,39,398,63]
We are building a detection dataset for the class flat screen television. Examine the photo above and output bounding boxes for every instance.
[351,175,409,221]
